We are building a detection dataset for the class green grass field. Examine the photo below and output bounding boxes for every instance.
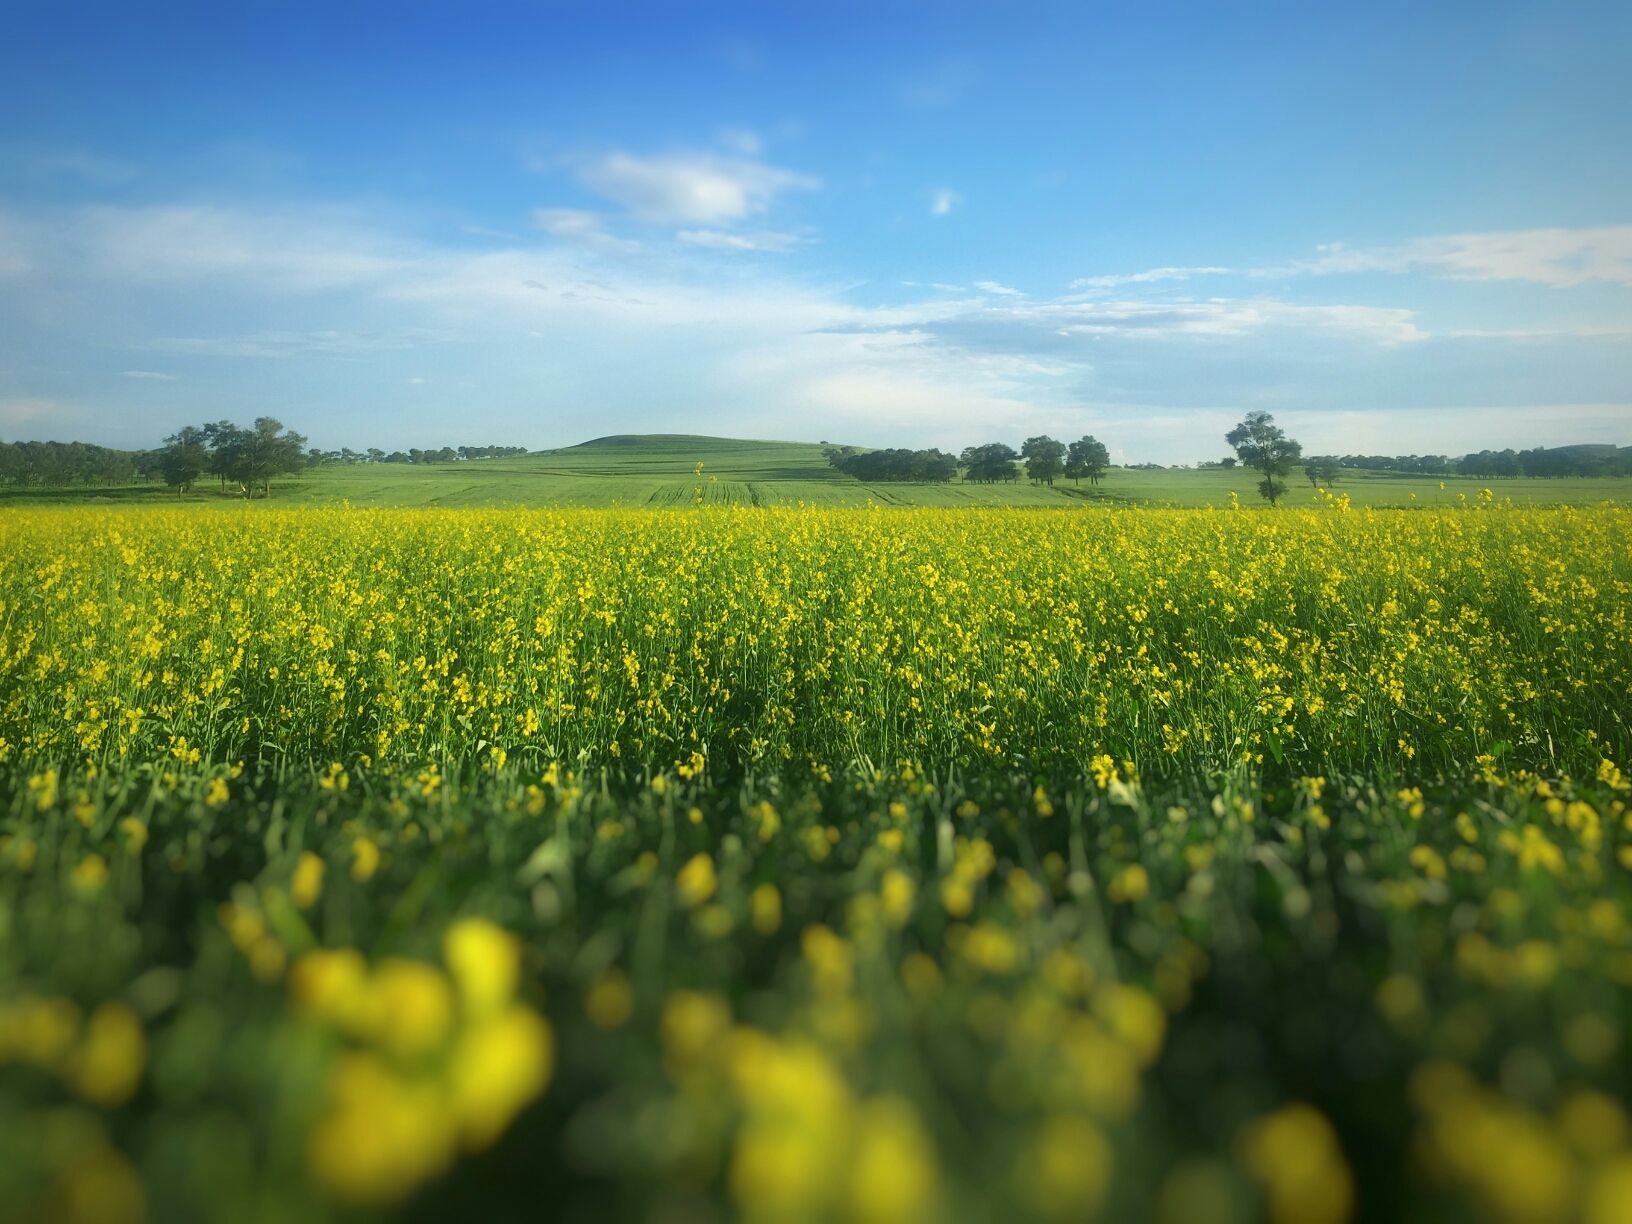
[7,434,1627,509]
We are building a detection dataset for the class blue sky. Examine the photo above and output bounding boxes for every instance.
[2,0,1628,461]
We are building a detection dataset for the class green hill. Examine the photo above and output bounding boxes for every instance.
[282,433,1125,508]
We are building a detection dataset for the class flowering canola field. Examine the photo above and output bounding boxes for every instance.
[1,503,1630,1223]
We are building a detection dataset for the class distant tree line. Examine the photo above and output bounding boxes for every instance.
[823,446,959,482]
[1258,447,1630,481]
[0,426,536,494]
[0,440,149,487]
[311,444,531,466]
[1458,446,1632,478]
[163,424,534,494]
[824,435,1111,486]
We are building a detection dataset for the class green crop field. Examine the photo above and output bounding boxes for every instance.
[9,434,1626,510]
[280,437,1632,508]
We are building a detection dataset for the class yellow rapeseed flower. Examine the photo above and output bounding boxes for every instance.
[675,853,717,908]
[443,918,522,1019]
[291,851,325,910]
[448,1005,555,1149]
[350,837,380,883]
[68,1001,147,1107]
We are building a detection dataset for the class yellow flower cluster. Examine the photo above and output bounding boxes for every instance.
[292,918,553,1205]
[2,504,1627,781]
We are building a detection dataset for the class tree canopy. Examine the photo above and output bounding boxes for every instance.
[1066,436,1111,485]
[960,443,1021,484]
[1021,436,1066,485]
[1226,411,1303,505]
[823,447,958,483]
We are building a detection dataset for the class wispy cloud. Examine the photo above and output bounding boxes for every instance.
[530,208,640,253]
[675,228,805,252]
[67,204,409,290]
[1080,228,1632,290]
[572,150,819,226]
[1029,298,1427,345]
[144,329,450,359]
[3,199,1625,457]
[0,144,134,185]
[120,369,177,380]
[1299,227,1632,287]
[714,126,763,156]
[0,396,72,428]
[1072,266,1234,290]
[930,188,960,217]
[1446,323,1632,340]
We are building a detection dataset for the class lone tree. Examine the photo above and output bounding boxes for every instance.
[1066,435,1111,485]
[1021,435,1066,486]
[1226,411,1303,505]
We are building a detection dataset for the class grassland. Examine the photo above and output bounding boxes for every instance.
[2,499,1630,1223]
[8,434,1627,508]
[282,436,1632,508]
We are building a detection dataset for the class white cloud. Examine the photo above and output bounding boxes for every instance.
[1275,403,1632,456]
[1299,227,1632,287]
[930,189,960,217]
[675,228,805,253]
[66,204,409,290]
[948,297,1428,346]
[574,150,818,225]
[1072,266,1234,290]
[5,198,1625,457]
[530,208,639,252]
[1446,323,1632,340]
[0,396,70,429]
[120,369,177,380]
[1075,227,1632,291]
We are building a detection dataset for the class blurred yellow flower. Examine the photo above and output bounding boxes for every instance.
[291,851,325,910]
[676,853,717,908]
[443,918,522,1019]
[68,1001,146,1107]
[448,1005,554,1149]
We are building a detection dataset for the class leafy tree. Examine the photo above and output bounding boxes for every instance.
[827,448,957,483]
[1226,411,1303,505]
[1303,457,1341,488]
[1021,435,1067,486]
[211,417,308,497]
[1066,436,1111,485]
[159,426,208,493]
[959,443,1020,484]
